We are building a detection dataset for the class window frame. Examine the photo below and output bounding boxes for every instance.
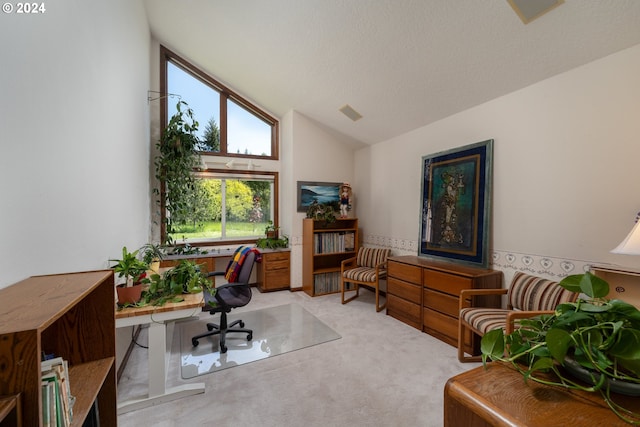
[160,45,279,160]
[158,46,280,246]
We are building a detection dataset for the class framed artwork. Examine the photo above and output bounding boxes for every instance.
[297,181,341,212]
[419,139,493,268]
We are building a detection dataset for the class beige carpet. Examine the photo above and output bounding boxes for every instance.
[179,303,341,378]
[117,288,481,427]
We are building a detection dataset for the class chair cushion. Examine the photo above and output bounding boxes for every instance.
[343,266,387,283]
[460,307,511,334]
[507,271,576,311]
[356,247,390,268]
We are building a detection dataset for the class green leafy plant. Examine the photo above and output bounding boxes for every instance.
[256,221,288,249]
[305,200,336,224]
[481,272,640,424]
[154,101,201,245]
[139,259,212,307]
[139,243,166,265]
[109,246,149,287]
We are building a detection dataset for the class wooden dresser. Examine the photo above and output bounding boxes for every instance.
[387,256,502,355]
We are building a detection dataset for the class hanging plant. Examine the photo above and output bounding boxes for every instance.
[154,101,201,245]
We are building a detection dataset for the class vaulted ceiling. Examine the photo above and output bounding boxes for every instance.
[144,1,640,148]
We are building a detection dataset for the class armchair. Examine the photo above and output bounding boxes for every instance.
[340,247,391,312]
[191,246,261,353]
[458,271,578,362]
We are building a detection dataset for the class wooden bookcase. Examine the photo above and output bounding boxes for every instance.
[303,218,358,296]
[0,270,117,426]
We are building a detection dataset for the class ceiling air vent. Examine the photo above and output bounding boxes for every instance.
[339,104,363,122]
[507,0,564,24]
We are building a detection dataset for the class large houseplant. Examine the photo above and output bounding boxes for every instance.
[109,246,149,304]
[481,272,640,424]
[154,101,201,246]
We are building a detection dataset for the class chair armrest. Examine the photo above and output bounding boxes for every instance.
[505,310,554,335]
[341,257,357,272]
[459,288,508,310]
[207,271,226,277]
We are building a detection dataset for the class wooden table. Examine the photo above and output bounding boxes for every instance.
[444,362,638,426]
[115,292,205,413]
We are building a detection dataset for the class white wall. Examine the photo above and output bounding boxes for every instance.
[355,43,640,280]
[0,0,151,288]
[287,111,356,287]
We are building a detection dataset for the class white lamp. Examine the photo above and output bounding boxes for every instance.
[611,213,640,255]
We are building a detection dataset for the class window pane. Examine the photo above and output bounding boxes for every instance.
[167,62,221,152]
[168,175,273,243]
[227,99,272,156]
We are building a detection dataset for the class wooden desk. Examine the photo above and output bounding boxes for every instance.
[444,362,638,426]
[115,292,205,413]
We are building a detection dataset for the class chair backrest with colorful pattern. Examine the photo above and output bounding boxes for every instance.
[356,247,391,269]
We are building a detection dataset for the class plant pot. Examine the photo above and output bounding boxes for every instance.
[563,357,640,396]
[116,284,143,305]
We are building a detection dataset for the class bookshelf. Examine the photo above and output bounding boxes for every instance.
[0,270,117,426]
[303,218,359,296]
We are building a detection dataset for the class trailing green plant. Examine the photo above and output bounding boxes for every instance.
[305,200,336,224]
[138,259,213,307]
[154,101,202,245]
[169,242,208,256]
[256,221,289,249]
[109,246,149,287]
[481,272,640,424]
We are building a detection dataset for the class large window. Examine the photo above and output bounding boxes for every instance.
[161,46,278,158]
[169,171,277,245]
[159,46,280,245]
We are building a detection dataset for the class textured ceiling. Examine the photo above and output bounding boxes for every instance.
[144,0,640,148]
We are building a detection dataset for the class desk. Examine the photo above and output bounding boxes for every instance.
[115,292,205,413]
[444,362,637,426]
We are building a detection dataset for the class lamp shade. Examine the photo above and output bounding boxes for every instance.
[611,220,640,255]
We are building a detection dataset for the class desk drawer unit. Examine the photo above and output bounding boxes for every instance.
[257,250,291,292]
[387,260,422,329]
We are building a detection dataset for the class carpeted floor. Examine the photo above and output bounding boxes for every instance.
[117,288,480,426]
[179,303,341,378]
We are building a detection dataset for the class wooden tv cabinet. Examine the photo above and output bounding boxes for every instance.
[444,362,636,426]
[387,256,502,355]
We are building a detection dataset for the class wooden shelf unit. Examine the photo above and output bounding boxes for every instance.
[0,270,117,426]
[303,218,358,296]
[387,256,502,355]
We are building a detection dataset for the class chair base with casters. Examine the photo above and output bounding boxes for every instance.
[341,247,390,312]
[191,247,258,353]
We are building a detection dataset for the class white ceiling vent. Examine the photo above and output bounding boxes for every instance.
[339,104,363,122]
[507,0,564,24]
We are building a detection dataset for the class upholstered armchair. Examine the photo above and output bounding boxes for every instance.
[457,271,578,362]
[340,247,391,312]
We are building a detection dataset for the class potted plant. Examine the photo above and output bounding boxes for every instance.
[481,272,640,423]
[109,246,149,305]
[256,221,289,249]
[140,259,212,307]
[139,243,166,273]
[154,100,201,246]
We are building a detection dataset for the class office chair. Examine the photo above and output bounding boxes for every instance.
[192,246,261,353]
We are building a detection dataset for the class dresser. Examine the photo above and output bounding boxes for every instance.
[387,256,502,355]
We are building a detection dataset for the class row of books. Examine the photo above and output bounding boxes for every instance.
[314,231,356,254]
[41,357,75,427]
[314,272,342,294]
